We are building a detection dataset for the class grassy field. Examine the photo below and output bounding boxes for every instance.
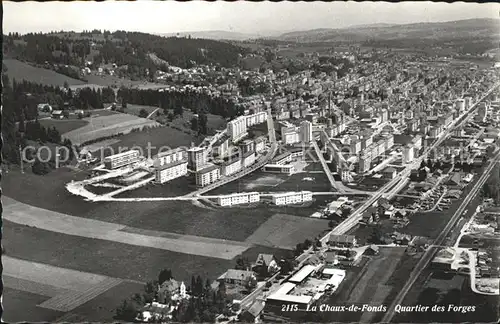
[161,108,227,136]
[53,281,145,322]
[4,219,288,286]
[62,113,160,145]
[2,168,268,241]
[244,213,329,249]
[4,195,252,260]
[2,287,64,323]
[209,169,332,195]
[39,118,89,135]
[122,103,159,117]
[3,59,86,87]
[4,220,234,283]
[106,125,197,158]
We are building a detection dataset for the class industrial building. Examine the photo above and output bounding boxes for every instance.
[263,265,346,318]
[103,150,141,170]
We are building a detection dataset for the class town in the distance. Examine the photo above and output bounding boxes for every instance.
[1,10,500,324]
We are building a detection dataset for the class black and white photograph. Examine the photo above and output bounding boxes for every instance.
[1,1,499,323]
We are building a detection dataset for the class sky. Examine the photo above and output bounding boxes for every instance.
[3,1,499,35]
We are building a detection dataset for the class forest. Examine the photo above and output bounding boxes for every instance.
[117,88,244,120]
[4,30,250,80]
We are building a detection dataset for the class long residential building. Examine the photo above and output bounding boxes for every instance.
[153,148,189,184]
[215,192,260,207]
[221,156,242,176]
[103,150,141,170]
[155,159,188,184]
[272,191,313,205]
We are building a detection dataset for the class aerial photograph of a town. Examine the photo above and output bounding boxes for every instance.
[0,1,499,323]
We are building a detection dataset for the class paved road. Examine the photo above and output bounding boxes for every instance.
[381,149,500,323]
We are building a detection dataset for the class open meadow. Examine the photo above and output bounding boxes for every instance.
[39,118,89,135]
[62,113,161,145]
[3,59,86,87]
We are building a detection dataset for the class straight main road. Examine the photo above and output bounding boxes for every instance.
[381,149,500,323]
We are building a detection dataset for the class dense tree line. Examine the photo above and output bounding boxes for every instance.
[4,31,249,81]
[117,88,244,119]
[8,78,115,111]
[4,33,91,66]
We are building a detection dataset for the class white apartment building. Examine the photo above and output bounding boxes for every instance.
[195,164,221,187]
[245,111,267,127]
[221,157,242,176]
[215,192,260,207]
[358,154,372,173]
[403,145,414,164]
[283,131,300,145]
[455,99,465,112]
[154,148,186,167]
[187,147,208,171]
[242,151,256,168]
[300,120,313,143]
[464,97,472,110]
[155,160,188,184]
[103,150,141,170]
[227,116,248,143]
[272,191,313,206]
[476,102,489,122]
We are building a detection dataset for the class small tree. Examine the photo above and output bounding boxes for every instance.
[114,299,139,322]
[158,269,173,285]
[139,108,149,118]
